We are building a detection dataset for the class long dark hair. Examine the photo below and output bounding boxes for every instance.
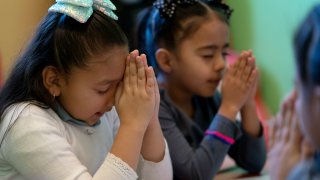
[0,10,128,119]
[134,0,232,73]
[294,4,320,90]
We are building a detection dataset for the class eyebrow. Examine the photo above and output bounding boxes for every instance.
[97,77,123,85]
[198,43,230,50]
[96,79,119,86]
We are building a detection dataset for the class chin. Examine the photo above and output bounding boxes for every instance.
[198,90,216,97]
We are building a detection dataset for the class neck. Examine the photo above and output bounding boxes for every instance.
[158,73,194,118]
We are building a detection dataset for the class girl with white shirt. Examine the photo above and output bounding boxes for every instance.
[0,0,172,179]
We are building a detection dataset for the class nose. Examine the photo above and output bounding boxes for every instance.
[213,54,225,72]
[104,86,117,111]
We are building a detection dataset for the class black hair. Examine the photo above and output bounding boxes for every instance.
[134,0,232,74]
[0,10,128,119]
[294,4,320,89]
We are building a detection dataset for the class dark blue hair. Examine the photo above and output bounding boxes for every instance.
[294,4,320,86]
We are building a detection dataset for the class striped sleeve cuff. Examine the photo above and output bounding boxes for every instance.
[205,114,242,144]
[205,130,235,144]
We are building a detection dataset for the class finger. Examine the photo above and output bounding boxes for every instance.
[131,49,139,57]
[279,97,290,130]
[115,81,123,105]
[154,76,160,101]
[289,111,303,147]
[242,58,254,84]
[246,68,258,89]
[249,56,256,68]
[247,49,253,57]
[268,117,277,149]
[235,57,247,78]
[129,51,138,90]
[123,55,130,91]
[232,51,244,76]
[252,67,259,91]
[281,101,295,143]
[141,54,148,69]
[146,67,155,95]
[274,113,283,142]
[242,65,252,83]
[154,76,160,111]
[225,64,234,78]
[137,56,146,89]
[284,101,295,132]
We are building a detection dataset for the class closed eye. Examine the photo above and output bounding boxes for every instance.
[95,85,112,95]
[202,54,214,59]
[222,52,230,59]
[97,88,109,95]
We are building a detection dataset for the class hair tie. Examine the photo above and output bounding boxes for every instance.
[206,0,233,20]
[153,0,198,19]
[48,0,117,23]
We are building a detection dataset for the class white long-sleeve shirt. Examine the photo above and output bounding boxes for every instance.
[0,102,172,180]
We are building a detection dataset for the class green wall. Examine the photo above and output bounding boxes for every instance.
[226,0,320,114]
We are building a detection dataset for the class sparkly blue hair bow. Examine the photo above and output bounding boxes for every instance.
[48,0,117,23]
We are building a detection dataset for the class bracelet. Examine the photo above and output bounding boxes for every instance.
[205,130,235,144]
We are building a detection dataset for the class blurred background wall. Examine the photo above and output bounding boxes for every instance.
[226,0,320,114]
[0,0,53,80]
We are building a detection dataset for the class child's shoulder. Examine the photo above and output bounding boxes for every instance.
[0,101,63,138]
[2,101,57,120]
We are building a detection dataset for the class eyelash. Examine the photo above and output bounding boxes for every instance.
[97,87,110,95]
[222,52,230,57]
[203,55,214,59]
[202,52,229,59]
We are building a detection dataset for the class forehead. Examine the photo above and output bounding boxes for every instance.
[70,47,128,83]
[179,18,229,49]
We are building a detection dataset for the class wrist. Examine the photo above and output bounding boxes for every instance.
[218,104,238,122]
[120,120,148,136]
[241,100,256,113]
[244,99,256,106]
[146,115,159,130]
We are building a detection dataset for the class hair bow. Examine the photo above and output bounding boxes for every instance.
[48,0,117,23]
[153,0,198,19]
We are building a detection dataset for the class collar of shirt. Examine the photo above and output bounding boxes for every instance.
[53,102,101,127]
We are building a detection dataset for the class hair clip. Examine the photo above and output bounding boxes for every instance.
[153,0,198,19]
[48,0,118,23]
[205,0,233,19]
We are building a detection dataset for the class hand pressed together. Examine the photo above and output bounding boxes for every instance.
[219,50,258,121]
[268,90,315,179]
[115,50,158,132]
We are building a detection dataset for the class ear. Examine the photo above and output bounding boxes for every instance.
[156,48,173,73]
[42,66,63,97]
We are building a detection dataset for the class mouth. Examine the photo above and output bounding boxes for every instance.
[207,79,221,85]
[95,112,104,117]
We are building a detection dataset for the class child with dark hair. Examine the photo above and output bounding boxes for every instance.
[135,0,266,179]
[0,0,172,179]
[268,4,320,180]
